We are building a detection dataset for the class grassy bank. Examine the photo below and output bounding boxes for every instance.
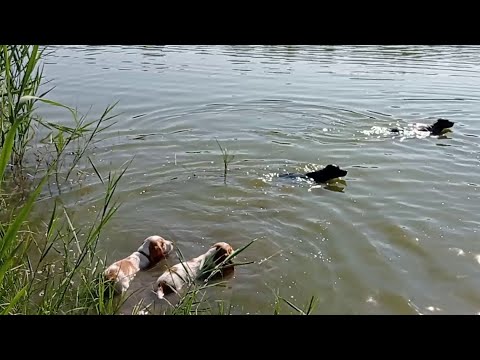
[0,45,130,314]
[0,45,315,315]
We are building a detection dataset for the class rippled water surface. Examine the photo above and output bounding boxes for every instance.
[37,45,480,314]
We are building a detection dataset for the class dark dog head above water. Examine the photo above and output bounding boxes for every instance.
[305,164,348,183]
[428,118,455,135]
[391,118,455,135]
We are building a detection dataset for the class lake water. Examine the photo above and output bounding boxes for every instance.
[37,45,480,314]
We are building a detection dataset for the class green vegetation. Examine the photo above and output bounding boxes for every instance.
[215,138,235,184]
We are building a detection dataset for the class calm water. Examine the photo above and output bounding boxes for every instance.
[37,45,480,314]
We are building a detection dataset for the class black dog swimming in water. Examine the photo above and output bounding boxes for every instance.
[390,118,455,136]
[279,164,348,183]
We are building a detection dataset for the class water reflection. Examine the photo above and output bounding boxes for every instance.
[37,45,480,314]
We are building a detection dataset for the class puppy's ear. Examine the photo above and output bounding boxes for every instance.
[161,240,172,254]
[217,243,234,255]
[212,243,234,263]
[225,245,234,256]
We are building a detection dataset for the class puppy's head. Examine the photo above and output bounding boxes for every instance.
[138,235,174,265]
[431,118,454,134]
[323,164,348,179]
[211,242,234,265]
[210,242,236,280]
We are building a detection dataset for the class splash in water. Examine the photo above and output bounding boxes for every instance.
[361,122,444,142]
[259,164,347,192]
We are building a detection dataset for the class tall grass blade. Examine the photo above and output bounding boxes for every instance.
[0,118,23,183]
[17,46,39,101]
[280,296,306,315]
[305,296,318,315]
[19,96,77,119]
[88,156,104,184]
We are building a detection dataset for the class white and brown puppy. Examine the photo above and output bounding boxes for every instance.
[155,242,234,299]
[104,235,174,294]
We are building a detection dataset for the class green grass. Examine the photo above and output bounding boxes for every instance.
[0,45,127,314]
[215,138,235,184]
[0,45,43,174]
[0,118,131,314]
